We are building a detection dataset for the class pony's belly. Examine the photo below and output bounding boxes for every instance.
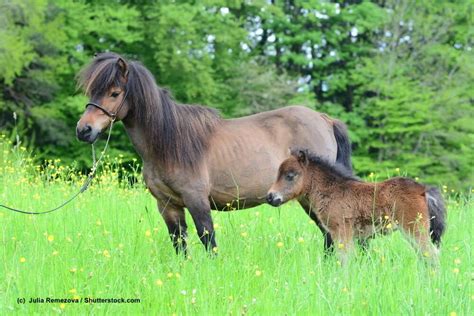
[209,190,267,211]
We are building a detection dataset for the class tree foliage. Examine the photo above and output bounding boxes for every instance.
[0,0,472,188]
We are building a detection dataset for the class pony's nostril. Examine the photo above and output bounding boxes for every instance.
[266,193,274,203]
[77,124,92,139]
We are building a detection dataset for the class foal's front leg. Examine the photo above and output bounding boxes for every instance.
[298,198,334,255]
[333,224,355,266]
[183,196,217,252]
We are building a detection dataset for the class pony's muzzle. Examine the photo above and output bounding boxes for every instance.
[266,192,283,207]
[76,124,95,143]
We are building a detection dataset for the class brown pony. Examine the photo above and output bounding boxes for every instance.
[267,149,446,264]
[76,53,353,254]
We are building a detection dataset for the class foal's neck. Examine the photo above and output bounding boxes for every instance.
[306,163,352,195]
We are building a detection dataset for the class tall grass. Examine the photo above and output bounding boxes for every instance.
[0,135,472,315]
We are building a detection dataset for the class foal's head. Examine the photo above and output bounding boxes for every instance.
[76,53,132,143]
[266,150,309,207]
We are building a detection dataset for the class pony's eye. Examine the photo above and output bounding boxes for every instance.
[285,172,296,181]
[110,92,120,98]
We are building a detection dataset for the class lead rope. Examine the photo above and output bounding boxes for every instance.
[0,120,115,215]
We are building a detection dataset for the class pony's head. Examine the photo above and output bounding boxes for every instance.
[266,149,309,207]
[76,53,131,143]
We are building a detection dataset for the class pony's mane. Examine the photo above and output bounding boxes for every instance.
[77,52,221,170]
[293,149,359,182]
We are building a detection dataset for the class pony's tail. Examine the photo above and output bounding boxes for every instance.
[426,187,446,247]
[332,119,353,173]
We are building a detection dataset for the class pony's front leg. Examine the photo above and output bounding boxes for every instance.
[158,201,188,255]
[183,197,217,252]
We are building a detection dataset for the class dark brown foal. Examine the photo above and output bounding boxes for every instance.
[267,149,446,265]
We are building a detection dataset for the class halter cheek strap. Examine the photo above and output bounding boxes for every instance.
[85,102,117,119]
[85,90,129,121]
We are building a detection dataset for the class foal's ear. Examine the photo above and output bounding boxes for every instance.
[117,57,129,78]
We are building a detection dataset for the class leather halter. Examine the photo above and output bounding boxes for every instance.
[85,90,128,121]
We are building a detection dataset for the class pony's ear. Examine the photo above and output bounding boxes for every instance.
[117,57,129,79]
[295,150,308,165]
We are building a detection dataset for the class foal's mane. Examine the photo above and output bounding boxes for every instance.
[77,52,221,170]
[294,149,359,182]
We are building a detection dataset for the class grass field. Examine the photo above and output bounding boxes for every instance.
[1,138,473,315]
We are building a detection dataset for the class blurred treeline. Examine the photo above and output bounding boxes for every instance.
[0,0,472,188]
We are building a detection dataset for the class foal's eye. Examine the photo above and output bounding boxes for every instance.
[285,172,296,181]
[110,92,120,98]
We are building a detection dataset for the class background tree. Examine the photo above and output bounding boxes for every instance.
[0,0,472,189]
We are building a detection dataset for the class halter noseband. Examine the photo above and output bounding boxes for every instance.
[85,90,128,121]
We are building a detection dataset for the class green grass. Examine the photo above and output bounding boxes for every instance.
[1,138,473,315]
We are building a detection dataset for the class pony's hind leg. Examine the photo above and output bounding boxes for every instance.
[183,196,217,253]
[158,201,188,255]
[298,198,334,256]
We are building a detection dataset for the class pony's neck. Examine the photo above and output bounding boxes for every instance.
[122,116,154,163]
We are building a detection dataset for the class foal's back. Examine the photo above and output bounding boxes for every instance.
[371,177,429,227]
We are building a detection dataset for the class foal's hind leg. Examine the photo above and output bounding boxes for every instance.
[158,201,188,255]
[402,214,439,265]
[299,198,334,255]
[357,238,371,253]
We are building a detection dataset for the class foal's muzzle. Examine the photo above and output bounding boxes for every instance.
[266,192,283,207]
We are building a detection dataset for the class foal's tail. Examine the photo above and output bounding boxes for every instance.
[426,187,446,247]
[332,119,353,173]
